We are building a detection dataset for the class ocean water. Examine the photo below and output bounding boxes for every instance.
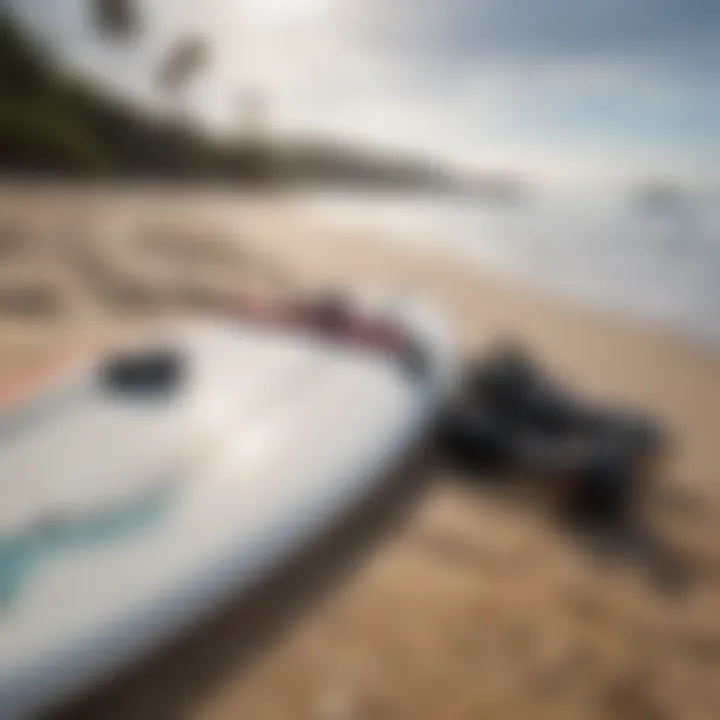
[300,191,720,349]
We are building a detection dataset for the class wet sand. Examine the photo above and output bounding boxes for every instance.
[1,185,719,720]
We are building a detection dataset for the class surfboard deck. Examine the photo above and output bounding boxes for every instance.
[0,300,452,718]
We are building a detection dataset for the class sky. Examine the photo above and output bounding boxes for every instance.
[10,0,720,189]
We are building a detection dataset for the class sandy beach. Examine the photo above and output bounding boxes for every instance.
[2,185,719,720]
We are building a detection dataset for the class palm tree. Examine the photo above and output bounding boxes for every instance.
[155,35,208,99]
[92,0,140,38]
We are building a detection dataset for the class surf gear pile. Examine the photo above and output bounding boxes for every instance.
[440,342,666,524]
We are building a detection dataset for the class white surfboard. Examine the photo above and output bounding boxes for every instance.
[0,295,453,718]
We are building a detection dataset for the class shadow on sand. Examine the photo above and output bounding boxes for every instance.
[447,467,691,597]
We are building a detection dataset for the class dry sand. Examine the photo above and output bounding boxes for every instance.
[1,185,719,720]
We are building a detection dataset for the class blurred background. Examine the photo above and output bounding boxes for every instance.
[1,0,719,343]
[1,2,719,719]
